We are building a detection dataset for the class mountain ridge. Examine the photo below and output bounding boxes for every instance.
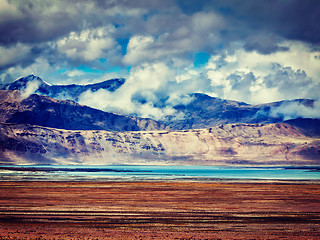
[167,93,316,129]
[0,90,167,132]
[0,75,319,165]
[1,75,318,130]
[0,120,319,165]
[0,75,125,101]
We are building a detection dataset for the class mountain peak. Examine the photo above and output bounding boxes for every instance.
[18,74,45,84]
[24,74,39,79]
[0,75,47,91]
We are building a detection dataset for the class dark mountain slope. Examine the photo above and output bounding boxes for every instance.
[167,93,316,129]
[284,118,320,137]
[0,90,167,131]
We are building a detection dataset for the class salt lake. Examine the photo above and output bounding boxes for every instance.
[1,165,320,181]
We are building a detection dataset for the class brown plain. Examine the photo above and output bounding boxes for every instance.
[0,181,320,239]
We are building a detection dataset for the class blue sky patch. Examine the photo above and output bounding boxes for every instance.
[193,52,211,68]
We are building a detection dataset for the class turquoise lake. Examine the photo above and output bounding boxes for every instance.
[0,165,320,181]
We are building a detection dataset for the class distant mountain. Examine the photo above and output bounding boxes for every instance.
[1,120,319,165]
[0,88,319,165]
[284,118,320,137]
[166,93,316,129]
[0,75,125,101]
[0,90,167,132]
[2,76,317,131]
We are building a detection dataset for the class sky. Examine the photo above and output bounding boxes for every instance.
[0,0,320,119]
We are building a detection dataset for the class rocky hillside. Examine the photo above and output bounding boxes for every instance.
[0,75,125,101]
[0,120,319,165]
[167,93,315,129]
[0,90,167,132]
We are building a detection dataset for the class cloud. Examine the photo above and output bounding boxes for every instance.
[244,34,289,55]
[0,0,76,45]
[0,43,32,70]
[57,27,117,62]
[263,64,315,98]
[0,1,123,70]
[79,62,175,119]
[122,10,224,66]
[20,78,41,99]
[123,35,155,65]
[205,41,320,103]
[0,0,22,24]
[0,0,173,46]
[78,61,206,120]
[270,100,320,121]
[191,11,224,33]
[203,0,320,45]
[65,70,85,78]
[0,57,58,85]
[0,0,319,114]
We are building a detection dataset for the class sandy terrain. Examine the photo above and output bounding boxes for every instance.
[0,181,320,239]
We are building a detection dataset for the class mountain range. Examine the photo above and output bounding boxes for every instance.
[1,75,316,129]
[0,75,319,165]
[168,93,315,129]
[1,119,319,165]
[0,75,125,101]
[0,90,166,132]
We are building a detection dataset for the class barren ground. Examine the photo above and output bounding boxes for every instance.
[0,181,320,239]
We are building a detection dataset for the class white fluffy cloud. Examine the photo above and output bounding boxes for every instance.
[270,100,320,121]
[123,35,155,65]
[206,41,320,104]
[78,61,204,120]
[65,70,85,78]
[79,62,174,119]
[20,78,42,99]
[57,26,116,61]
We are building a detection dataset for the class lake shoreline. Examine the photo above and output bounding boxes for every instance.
[1,178,320,184]
[1,165,320,182]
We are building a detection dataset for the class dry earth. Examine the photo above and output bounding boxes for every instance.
[0,181,320,239]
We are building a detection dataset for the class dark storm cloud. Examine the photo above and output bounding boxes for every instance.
[0,0,179,70]
[203,0,320,46]
[228,72,256,92]
[263,63,316,98]
[0,1,80,45]
[0,0,89,71]
[0,0,176,46]
[1,0,320,48]
[1,0,320,87]
[243,34,290,55]
[0,16,77,46]
[176,0,320,55]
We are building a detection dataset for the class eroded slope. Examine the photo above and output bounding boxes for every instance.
[1,121,319,165]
